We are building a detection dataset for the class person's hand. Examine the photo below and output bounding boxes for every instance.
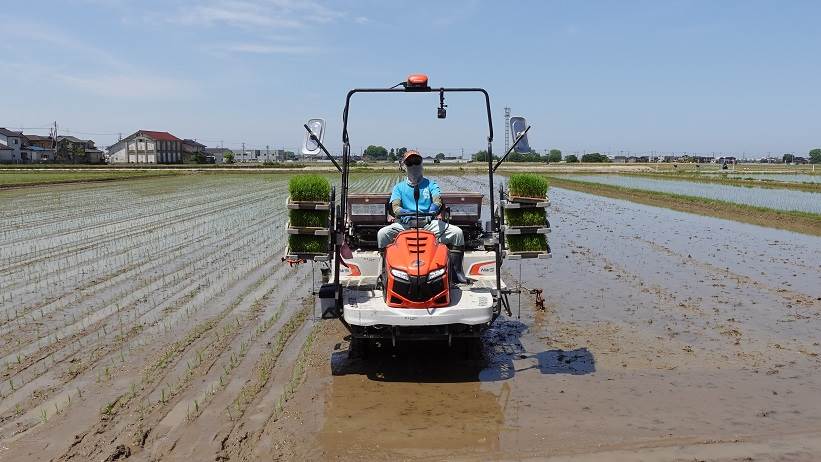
[399,208,414,215]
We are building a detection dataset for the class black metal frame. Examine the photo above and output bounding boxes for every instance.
[304,81,528,323]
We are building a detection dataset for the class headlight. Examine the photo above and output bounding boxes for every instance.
[390,269,409,281]
[427,268,446,280]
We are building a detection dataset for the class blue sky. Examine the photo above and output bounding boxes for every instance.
[1,0,820,157]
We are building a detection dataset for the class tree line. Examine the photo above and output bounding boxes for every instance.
[363,145,821,164]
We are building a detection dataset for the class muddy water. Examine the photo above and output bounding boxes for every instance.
[562,174,821,213]
[277,181,821,461]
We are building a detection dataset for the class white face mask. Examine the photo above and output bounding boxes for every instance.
[406,164,423,186]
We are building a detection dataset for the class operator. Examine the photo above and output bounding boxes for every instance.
[377,150,468,284]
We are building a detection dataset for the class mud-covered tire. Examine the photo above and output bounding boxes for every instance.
[348,337,369,359]
[461,337,483,360]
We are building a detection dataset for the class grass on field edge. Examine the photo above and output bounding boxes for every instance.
[547,176,821,237]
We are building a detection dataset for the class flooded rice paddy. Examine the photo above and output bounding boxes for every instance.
[1,173,820,461]
[563,174,821,213]
[716,173,821,183]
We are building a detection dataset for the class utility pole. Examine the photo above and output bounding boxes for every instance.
[241,142,245,162]
[266,145,270,162]
[51,121,58,161]
[504,107,511,154]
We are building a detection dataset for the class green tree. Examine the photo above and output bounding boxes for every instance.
[565,154,578,163]
[782,153,795,164]
[396,147,408,158]
[435,152,446,161]
[472,150,498,162]
[809,148,821,164]
[364,145,388,160]
[581,152,610,163]
[223,152,235,164]
[387,148,397,162]
[547,149,562,163]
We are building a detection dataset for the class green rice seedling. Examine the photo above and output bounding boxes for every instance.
[288,235,328,253]
[508,174,549,199]
[507,234,548,252]
[505,208,547,227]
[288,209,330,228]
[288,175,331,202]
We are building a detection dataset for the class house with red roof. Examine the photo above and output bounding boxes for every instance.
[107,130,185,164]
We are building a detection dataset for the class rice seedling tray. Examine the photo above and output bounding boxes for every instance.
[503,224,551,235]
[286,235,330,260]
[286,198,331,210]
[505,248,552,260]
[505,234,550,255]
[283,251,330,262]
[501,199,551,209]
[286,223,330,236]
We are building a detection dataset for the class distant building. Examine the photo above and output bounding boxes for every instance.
[182,139,207,162]
[25,134,53,149]
[204,147,233,164]
[108,130,183,164]
[0,128,27,163]
[0,144,13,162]
[54,136,104,163]
[613,156,627,163]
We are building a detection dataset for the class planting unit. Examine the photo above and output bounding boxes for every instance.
[501,175,552,259]
[285,175,333,261]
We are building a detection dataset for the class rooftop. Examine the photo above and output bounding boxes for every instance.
[183,139,206,147]
[0,128,25,137]
[138,130,181,142]
[24,134,52,142]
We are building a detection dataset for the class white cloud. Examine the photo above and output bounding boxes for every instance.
[56,74,198,99]
[216,42,318,54]
[176,2,304,28]
[171,0,348,29]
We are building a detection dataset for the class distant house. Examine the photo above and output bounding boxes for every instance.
[0,128,27,163]
[613,156,627,163]
[54,136,104,163]
[108,130,183,164]
[25,134,53,149]
[0,144,13,163]
[204,147,233,164]
[182,139,206,162]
